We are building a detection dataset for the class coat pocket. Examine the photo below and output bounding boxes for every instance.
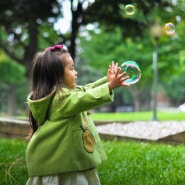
[80,125,95,153]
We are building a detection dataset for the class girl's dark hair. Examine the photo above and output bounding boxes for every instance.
[28,48,69,138]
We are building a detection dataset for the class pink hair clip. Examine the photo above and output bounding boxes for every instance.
[45,44,63,51]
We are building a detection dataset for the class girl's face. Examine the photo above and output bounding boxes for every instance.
[62,55,78,89]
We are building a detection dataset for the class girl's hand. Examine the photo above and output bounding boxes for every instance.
[107,61,130,92]
[108,61,118,72]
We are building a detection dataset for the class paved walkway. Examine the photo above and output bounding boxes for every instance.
[1,117,185,142]
[96,121,185,140]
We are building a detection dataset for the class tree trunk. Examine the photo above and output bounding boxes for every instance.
[69,1,83,59]
[7,84,16,116]
[24,18,38,92]
[131,86,141,112]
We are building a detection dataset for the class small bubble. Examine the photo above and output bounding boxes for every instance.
[125,4,135,15]
[164,22,175,35]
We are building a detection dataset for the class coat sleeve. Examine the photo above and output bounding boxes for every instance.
[77,76,108,92]
[51,82,114,118]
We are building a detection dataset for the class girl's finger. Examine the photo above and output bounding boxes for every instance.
[122,82,130,87]
[115,67,121,76]
[122,76,129,81]
[115,62,118,68]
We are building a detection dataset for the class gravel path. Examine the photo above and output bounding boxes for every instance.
[96,121,185,140]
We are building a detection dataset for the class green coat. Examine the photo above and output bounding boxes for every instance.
[26,77,114,177]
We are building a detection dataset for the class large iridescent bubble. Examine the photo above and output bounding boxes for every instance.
[121,61,141,84]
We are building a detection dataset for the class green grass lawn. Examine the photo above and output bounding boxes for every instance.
[13,110,185,122]
[0,139,28,185]
[98,140,185,185]
[91,111,185,122]
[1,138,185,185]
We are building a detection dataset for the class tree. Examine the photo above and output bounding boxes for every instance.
[77,1,185,110]
[0,0,62,115]
[0,0,184,114]
[0,0,61,83]
[0,0,174,81]
[78,26,153,111]
[0,51,26,116]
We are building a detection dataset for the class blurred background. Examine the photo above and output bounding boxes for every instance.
[0,0,185,117]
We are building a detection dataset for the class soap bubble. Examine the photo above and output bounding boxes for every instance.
[121,61,141,85]
[125,4,135,15]
[164,22,175,35]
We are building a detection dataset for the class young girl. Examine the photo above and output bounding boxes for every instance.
[26,44,129,185]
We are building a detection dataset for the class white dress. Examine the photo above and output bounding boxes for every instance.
[26,169,101,185]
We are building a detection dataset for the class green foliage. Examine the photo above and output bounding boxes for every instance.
[0,51,27,114]
[0,0,62,78]
[162,74,185,104]
[78,26,153,109]
[0,0,60,23]
[0,61,25,84]
[75,59,103,85]
[0,0,185,113]
[78,1,185,106]
[38,23,62,49]
[79,27,152,79]
[84,0,171,38]
[158,19,185,104]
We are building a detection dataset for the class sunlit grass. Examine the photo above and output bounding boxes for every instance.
[0,139,28,185]
[92,111,184,122]
[1,138,185,185]
[98,140,185,185]
[9,111,185,122]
